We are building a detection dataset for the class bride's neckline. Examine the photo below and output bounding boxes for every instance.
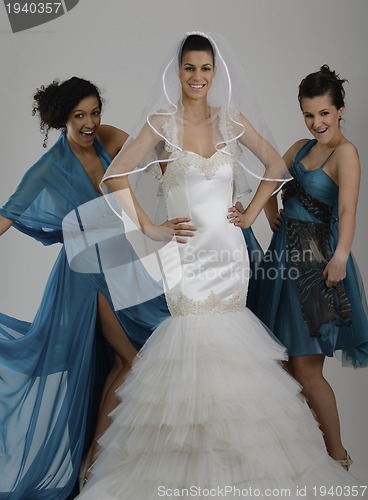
[160,148,228,176]
[181,149,224,160]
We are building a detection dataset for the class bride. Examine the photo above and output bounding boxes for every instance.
[74,32,366,499]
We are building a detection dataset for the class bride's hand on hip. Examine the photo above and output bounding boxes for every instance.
[161,217,197,244]
[227,207,253,229]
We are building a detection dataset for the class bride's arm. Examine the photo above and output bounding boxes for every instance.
[102,120,197,243]
[228,114,286,228]
[102,122,162,232]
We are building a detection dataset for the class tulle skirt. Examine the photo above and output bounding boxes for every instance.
[77,308,366,499]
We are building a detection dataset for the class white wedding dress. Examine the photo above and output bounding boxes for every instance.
[78,150,366,499]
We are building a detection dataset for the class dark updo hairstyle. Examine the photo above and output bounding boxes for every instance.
[298,64,348,112]
[179,34,215,66]
[32,76,103,147]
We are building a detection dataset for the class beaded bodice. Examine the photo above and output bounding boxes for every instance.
[155,149,248,317]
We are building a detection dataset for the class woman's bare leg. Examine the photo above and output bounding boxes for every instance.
[290,354,347,460]
[84,293,138,469]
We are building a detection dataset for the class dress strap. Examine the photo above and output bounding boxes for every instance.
[293,139,315,165]
[320,149,335,169]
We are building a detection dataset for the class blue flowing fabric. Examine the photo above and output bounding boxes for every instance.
[254,140,368,367]
[0,133,169,500]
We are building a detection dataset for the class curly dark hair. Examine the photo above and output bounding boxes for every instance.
[32,77,103,147]
[298,64,348,111]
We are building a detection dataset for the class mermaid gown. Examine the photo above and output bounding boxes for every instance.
[77,149,366,499]
[0,133,169,500]
[254,139,368,366]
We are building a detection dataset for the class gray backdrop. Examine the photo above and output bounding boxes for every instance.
[0,0,367,482]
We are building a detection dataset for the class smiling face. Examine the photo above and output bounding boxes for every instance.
[179,50,215,102]
[301,94,343,145]
[65,95,101,149]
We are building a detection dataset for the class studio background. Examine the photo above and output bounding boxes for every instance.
[0,0,367,482]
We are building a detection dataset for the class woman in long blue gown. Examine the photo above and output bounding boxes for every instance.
[255,65,368,470]
[0,77,175,500]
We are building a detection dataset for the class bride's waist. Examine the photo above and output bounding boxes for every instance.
[179,234,246,261]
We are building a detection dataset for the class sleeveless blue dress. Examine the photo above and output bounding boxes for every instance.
[0,133,170,499]
[255,139,368,367]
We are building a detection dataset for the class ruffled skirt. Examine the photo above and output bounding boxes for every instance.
[77,309,365,499]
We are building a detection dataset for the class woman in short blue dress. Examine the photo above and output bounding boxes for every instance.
[255,65,368,470]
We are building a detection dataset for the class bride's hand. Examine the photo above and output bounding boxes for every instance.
[142,224,174,242]
[143,218,196,244]
[227,206,254,229]
[161,217,197,244]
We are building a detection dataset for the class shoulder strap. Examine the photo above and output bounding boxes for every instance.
[320,149,335,169]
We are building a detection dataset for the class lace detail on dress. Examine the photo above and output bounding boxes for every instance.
[149,107,237,196]
[181,152,228,179]
[145,114,179,178]
[219,107,241,153]
[160,151,234,198]
[145,163,163,180]
[162,115,178,153]
[167,290,246,316]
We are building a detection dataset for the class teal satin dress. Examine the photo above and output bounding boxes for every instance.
[255,139,368,367]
